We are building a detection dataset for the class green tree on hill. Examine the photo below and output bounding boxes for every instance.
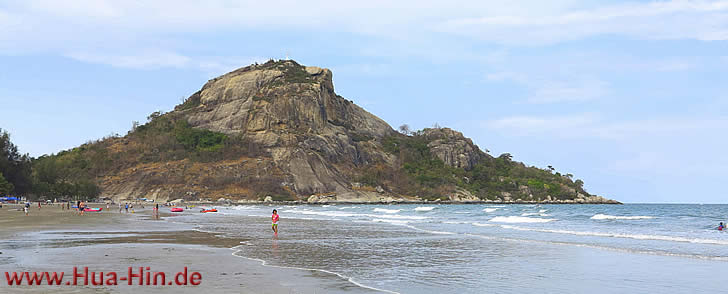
[0,172,13,195]
[0,128,32,195]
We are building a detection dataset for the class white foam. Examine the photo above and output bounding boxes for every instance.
[539,209,548,213]
[282,209,428,220]
[230,247,400,294]
[472,222,496,227]
[591,214,654,220]
[414,207,435,212]
[499,225,728,246]
[373,208,401,214]
[522,212,551,217]
[489,216,555,223]
[443,221,469,224]
[338,206,357,210]
[483,208,499,213]
[371,218,410,225]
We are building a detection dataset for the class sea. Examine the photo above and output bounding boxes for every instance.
[167,204,728,293]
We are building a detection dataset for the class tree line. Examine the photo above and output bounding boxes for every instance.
[0,128,100,201]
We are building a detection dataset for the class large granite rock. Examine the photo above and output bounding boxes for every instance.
[422,128,486,170]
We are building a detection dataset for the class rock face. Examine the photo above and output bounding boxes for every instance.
[172,60,395,200]
[422,128,484,170]
[83,59,617,204]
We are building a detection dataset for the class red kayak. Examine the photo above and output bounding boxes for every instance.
[170,207,184,212]
[200,209,218,213]
[85,207,102,212]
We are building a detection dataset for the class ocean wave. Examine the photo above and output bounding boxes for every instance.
[483,208,499,213]
[282,209,428,220]
[373,208,401,214]
[371,218,410,225]
[472,222,496,227]
[539,209,547,213]
[489,216,555,223]
[500,225,728,246]
[230,248,400,294]
[414,207,435,212]
[338,206,357,210]
[522,213,551,217]
[591,214,654,220]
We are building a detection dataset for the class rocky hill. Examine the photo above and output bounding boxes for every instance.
[35,60,618,204]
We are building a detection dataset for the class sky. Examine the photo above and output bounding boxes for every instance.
[1,0,727,203]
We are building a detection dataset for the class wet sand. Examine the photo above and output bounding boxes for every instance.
[0,204,379,293]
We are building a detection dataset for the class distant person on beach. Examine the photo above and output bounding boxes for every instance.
[719,222,725,231]
[66,202,70,210]
[125,203,129,213]
[24,202,30,216]
[119,203,123,213]
[38,202,41,210]
[271,209,279,235]
[78,201,85,216]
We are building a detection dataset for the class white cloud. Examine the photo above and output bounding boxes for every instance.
[485,70,609,104]
[0,0,725,73]
[64,51,267,75]
[484,114,728,141]
[526,79,608,104]
[438,0,728,45]
[66,51,191,69]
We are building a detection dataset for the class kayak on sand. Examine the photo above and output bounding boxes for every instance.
[171,207,184,212]
[200,209,218,213]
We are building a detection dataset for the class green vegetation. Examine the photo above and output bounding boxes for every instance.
[373,132,588,201]
[0,172,13,195]
[173,120,227,152]
[175,92,201,111]
[0,128,32,195]
[0,128,100,200]
[264,59,317,87]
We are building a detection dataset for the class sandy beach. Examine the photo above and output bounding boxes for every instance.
[0,203,380,294]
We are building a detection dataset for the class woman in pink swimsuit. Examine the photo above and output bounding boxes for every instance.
[271,209,279,235]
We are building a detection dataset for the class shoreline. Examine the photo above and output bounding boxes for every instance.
[0,204,386,293]
[161,200,622,206]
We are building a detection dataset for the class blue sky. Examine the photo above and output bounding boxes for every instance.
[1,0,727,203]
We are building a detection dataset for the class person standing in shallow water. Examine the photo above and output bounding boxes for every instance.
[271,209,279,235]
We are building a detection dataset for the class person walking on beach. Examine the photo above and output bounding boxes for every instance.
[38,201,41,210]
[125,203,129,213]
[24,202,30,216]
[66,202,70,210]
[78,201,85,216]
[271,209,279,235]
[119,203,122,213]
